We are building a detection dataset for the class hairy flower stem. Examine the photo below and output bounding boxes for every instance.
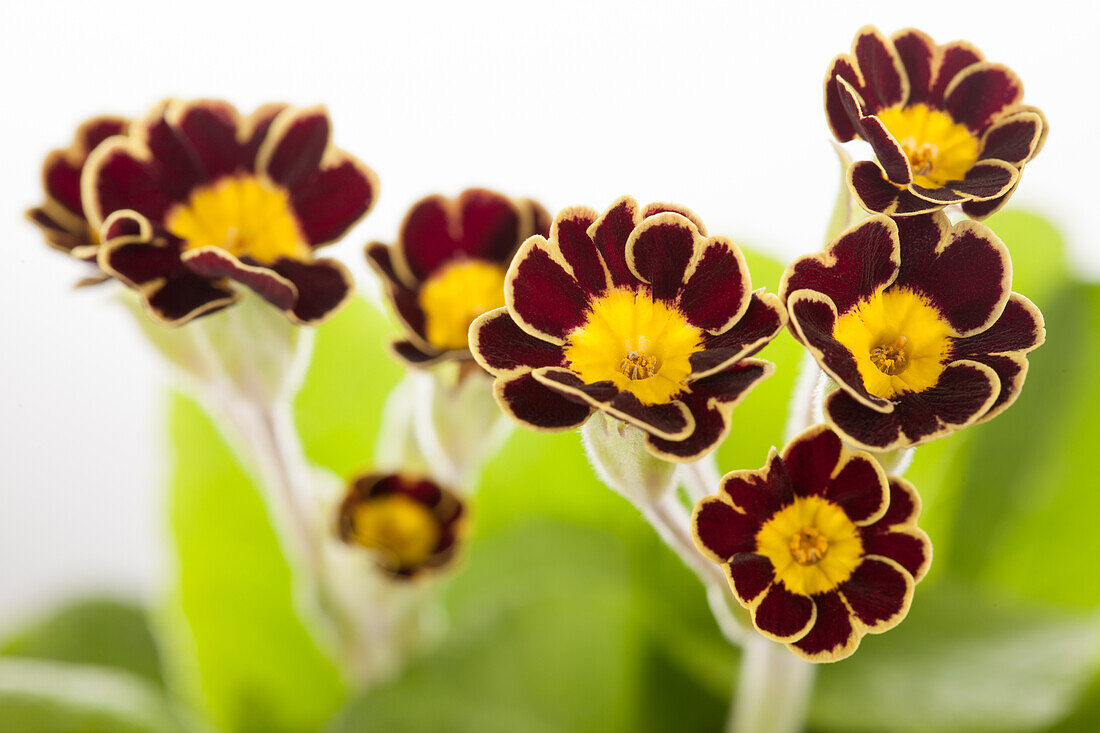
[728,633,816,733]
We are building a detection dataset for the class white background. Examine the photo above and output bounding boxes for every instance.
[1,0,1095,628]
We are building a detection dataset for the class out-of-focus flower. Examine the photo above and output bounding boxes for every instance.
[85,99,377,325]
[825,26,1047,219]
[366,189,549,367]
[470,196,786,462]
[780,213,1044,450]
[692,425,931,662]
[336,473,465,578]
[26,115,128,279]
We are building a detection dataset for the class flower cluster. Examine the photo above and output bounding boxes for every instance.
[468,196,786,461]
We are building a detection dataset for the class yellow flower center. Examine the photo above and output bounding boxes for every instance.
[876,104,980,188]
[564,289,703,405]
[756,496,863,596]
[419,260,507,351]
[166,176,310,264]
[347,494,441,569]
[833,287,953,399]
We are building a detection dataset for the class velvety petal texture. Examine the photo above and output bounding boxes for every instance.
[366,188,550,366]
[86,99,377,325]
[825,25,1045,218]
[471,197,785,462]
[782,214,1044,450]
[691,425,931,662]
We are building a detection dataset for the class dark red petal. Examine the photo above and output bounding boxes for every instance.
[145,272,238,324]
[862,529,931,582]
[261,107,330,190]
[289,154,376,246]
[838,557,912,632]
[825,389,910,451]
[691,498,760,562]
[881,477,921,527]
[959,183,1016,220]
[944,63,1024,132]
[182,248,297,310]
[893,217,1011,336]
[42,155,84,217]
[398,196,456,281]
[848,160,946,216]
[824,55,863,141]
[753,583,816,642]
[909,160,1017,204]
[550,207,609,296]
[853,26,908,111]
[980,112,1044,166]
[826,453,888,525]
[507,239,591,341]
[968,353,1028,423]
[100,240,180,285]
[456,189,524,264]
[141,111,206,201]
[929,42,983,103]
[791,591,858,661]
[644,360,773,461]
[470,308,566,376]
[272,258,353,324]
[725,553,774,605]
[172,100,246,180]
[364,242,401,285]
[787,292,890,411]
[720,451,792,520]
[892,29,935,105]
[591,197,642,289]
[861,115,912,184]
[692,291,786,379]
[678,237,750,332]
[782,425,843,498]
[780,215,899,314]
[85,141,174,226]
[241,103,289,162]
[953,293,1044,357]
[626,213,697,302]
[391,340,446,367]
[495,372,593,431]
[641,202,709,236]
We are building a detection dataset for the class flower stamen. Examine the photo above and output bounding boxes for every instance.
[870,335,910,376]
[619,350,659,380]
[789,528,830,565]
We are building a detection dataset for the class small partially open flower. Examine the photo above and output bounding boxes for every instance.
[336,473,465,578]
[86,99,378,325]
[26,115,128,278]
[780,213,1044,450]
[366,189,549,367]
[692,425,931,662]
[825,26,1047,219]
[470,196,786,462]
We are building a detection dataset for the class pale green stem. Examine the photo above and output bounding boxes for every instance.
[727,634,816,733]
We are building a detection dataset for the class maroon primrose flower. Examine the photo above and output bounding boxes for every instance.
[825,26,1047,219]
[692,425,931,662]
[26,115,128,278]
[336,472,465,578]
[85,99,378,325]
[780,213,1044,451]
[366,188,549,367]
[469,196,786,462]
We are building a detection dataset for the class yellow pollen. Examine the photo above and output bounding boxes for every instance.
[789,528,830,565]
[418,259,507,351]
[347,494,441,569]
[563,289,703,405]
[166,176,310,264]
[756,496,863,596]
[619,351,659,380]
[869,335,910,376]
[833,287,953,400]
[876,104,980,188]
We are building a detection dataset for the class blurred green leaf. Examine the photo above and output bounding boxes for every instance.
[294,297,405,480]
[0,658,181,733]
[2,599,163,687]
[162,393,345,733]
[811,583,1100,733]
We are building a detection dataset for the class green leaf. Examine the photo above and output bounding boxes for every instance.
[2,598,164,687]
[294,297,405,480]
[161,393,345,733]
[811,583,1100,733]
[0,658,183,733]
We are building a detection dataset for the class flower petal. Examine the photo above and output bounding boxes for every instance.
[719,450,793,521]
[892,29,935,105]
[258,106,331,190]
[181,247,297,310]
[691,290,787,380]
[753,583,817,643]
[590,196,643,289]
[847,160,945,216]
[551,206,610,296]
[289,152,378,246]
[979,111,1044,166]
[82,138,174,228]
[929,41,984,103]
[677,236,751,333]
[691,498,760,563]
[506,236,591,343]
[391,340,448,367]
[852,26,908,111]
[943,62,1024,132]
[170,99,246,180]
[837,556,914,633]
[908,159,1018,204]
[860,115,912,184]
[469,308,566,377]
[725,553,775,606]
[826,453,889,526]
[626,212,698,302]
[272,258,354,324]
[790,591,860,662]
[824,55,864,141]
[782,424,843,498]
[454,188,525,264]
[862,519,932,583]
[494,372,593,432]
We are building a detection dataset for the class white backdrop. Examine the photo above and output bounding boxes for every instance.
[1,0,1095,628]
